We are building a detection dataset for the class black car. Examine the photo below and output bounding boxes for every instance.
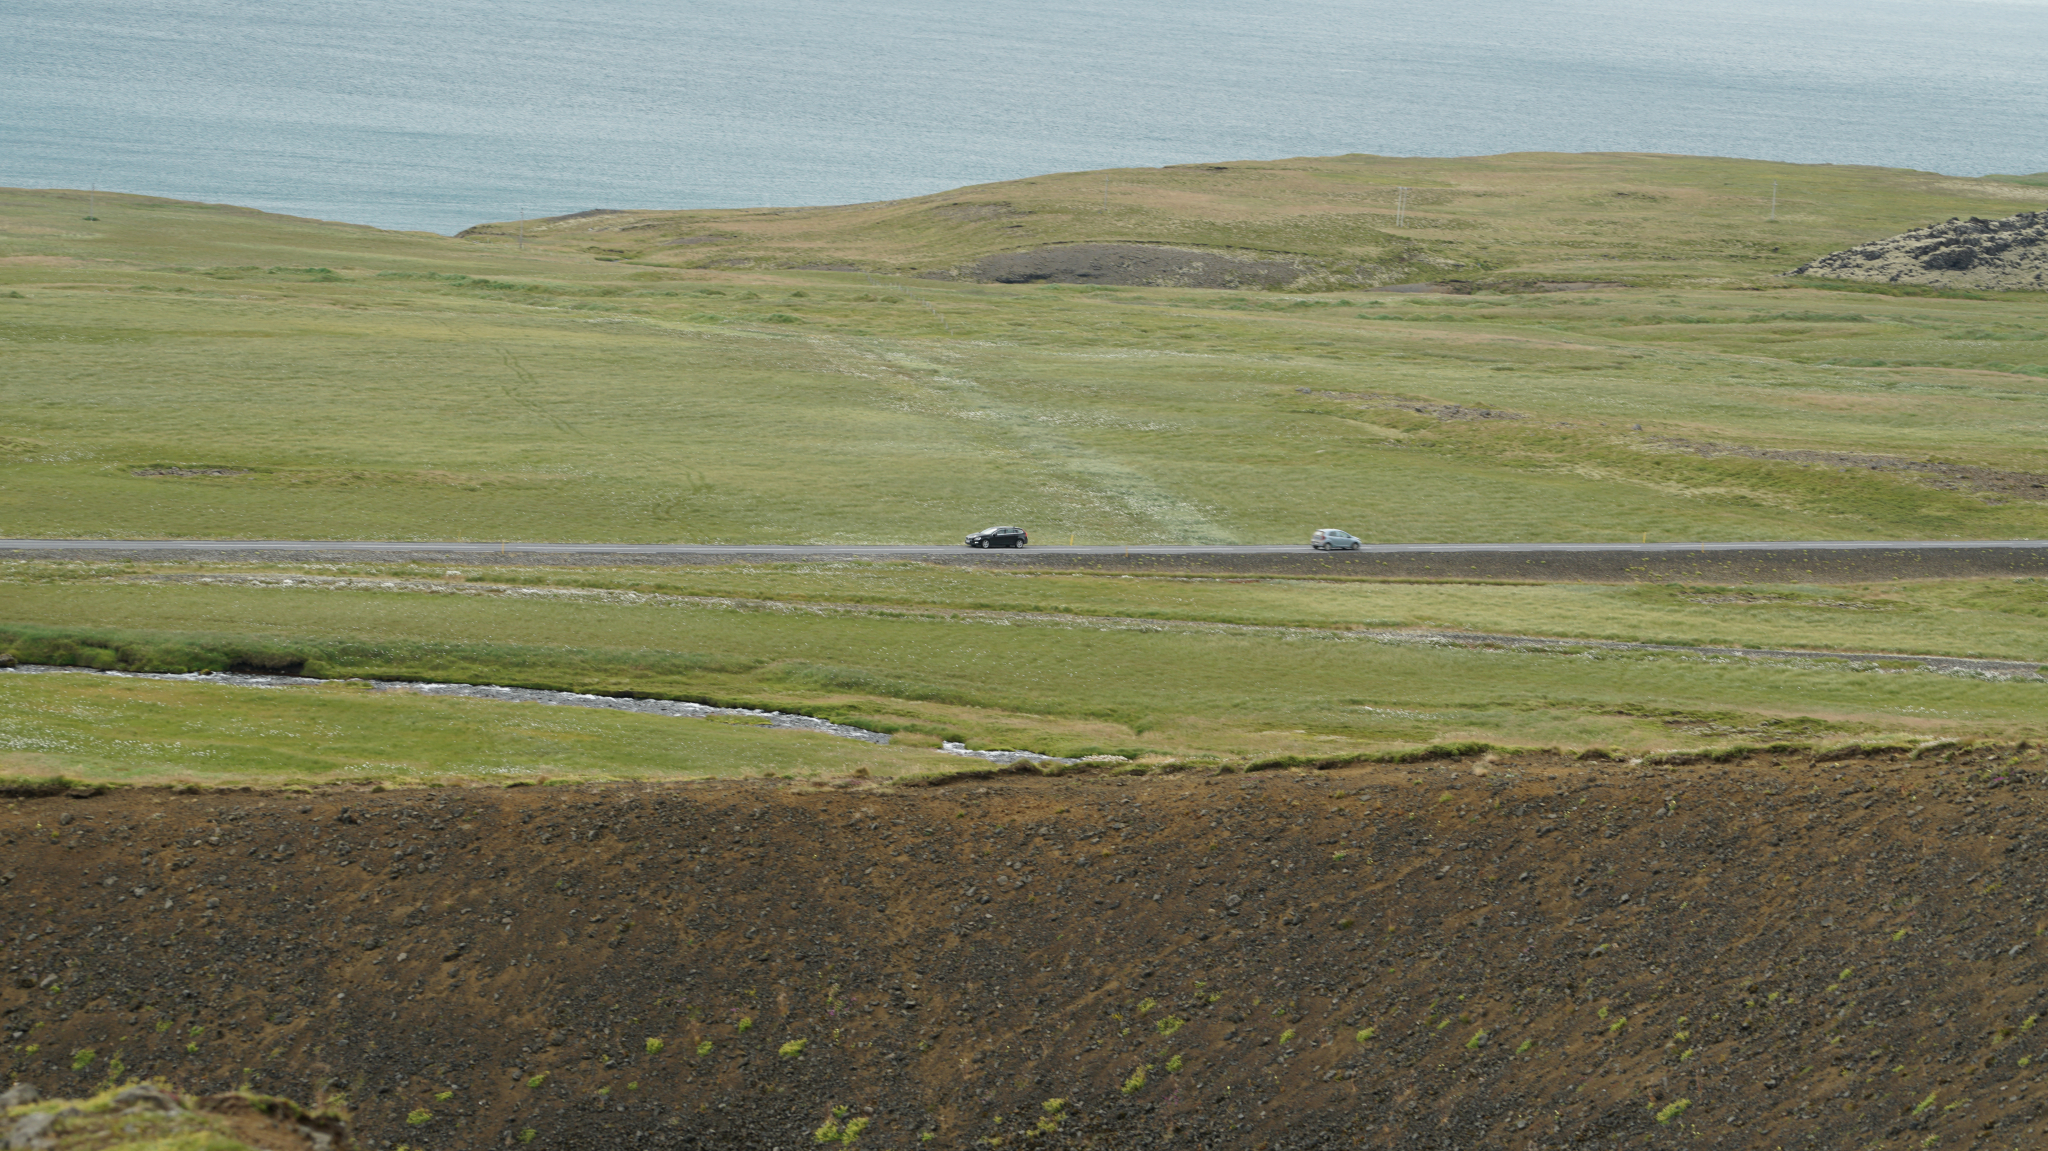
[965,525,1028,548]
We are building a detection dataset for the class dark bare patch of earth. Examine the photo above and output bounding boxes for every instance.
[1298,387,1529,421]
[1648,436,2048,503]
[1370,280,1625,294]
[925,202,1025,223]
[946,244,1307,289]
[6,747,2048,1149]
[131,467,250,477]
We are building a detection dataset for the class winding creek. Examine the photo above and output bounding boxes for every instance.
[0,663,1078,766]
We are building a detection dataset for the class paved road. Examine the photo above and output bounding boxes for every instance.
[6,537,2048,580]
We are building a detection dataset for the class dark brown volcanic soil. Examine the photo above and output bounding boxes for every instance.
[5,747,2048,1150]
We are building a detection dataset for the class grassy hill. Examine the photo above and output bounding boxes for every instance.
[462,152,2048,287]
[5,154,2048,549]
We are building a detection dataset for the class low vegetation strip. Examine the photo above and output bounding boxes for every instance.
[0,619,763,695]
[63,560,2039,666]
[0,668,934,788]
[2,661,894,743]
[3,746,2044,1149]
[6,563,2048,767]
[29,571,2048,677]
[14,542,2048,582]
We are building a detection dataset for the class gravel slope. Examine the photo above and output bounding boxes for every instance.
[4,747,2046,1149]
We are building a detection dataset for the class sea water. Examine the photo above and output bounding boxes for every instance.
[8,0,2048,235]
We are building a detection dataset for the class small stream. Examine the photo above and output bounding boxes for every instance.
[1,663,1078,764]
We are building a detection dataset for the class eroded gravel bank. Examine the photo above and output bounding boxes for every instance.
[4,748,2047,1150]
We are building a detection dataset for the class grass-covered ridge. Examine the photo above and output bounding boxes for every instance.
[5,155,2048,548]
[459,152,2048,288]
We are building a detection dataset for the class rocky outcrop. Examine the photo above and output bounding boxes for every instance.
[1790,210,2048,290]
[0,1083,355,1150]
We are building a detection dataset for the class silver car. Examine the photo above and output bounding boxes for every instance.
[1310,528,1361,550]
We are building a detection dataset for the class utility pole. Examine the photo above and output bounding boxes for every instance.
[1770,182,1778,222]
[1103,175,1109,213]
[517,206,525,251]
[1395,186,1409,228]
[87,183,95,219]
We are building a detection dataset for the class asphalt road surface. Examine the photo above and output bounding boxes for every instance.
[6,537,2048,581]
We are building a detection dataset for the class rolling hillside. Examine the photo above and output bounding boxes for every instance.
[5,156,2048,550]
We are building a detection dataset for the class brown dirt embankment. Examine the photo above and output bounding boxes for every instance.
[4,746,2047,1150]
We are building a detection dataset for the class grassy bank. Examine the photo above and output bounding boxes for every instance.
[0,669,932,789]
[4,564,2044,773]
[15,559,2048,661]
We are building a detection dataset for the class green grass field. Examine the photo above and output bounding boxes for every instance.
[4,562,2043,780]
[5,155,2048,548]
[5,152,2047,780]
[0,668,932,788]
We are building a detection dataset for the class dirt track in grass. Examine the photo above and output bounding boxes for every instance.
[5,746,2048,1150]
